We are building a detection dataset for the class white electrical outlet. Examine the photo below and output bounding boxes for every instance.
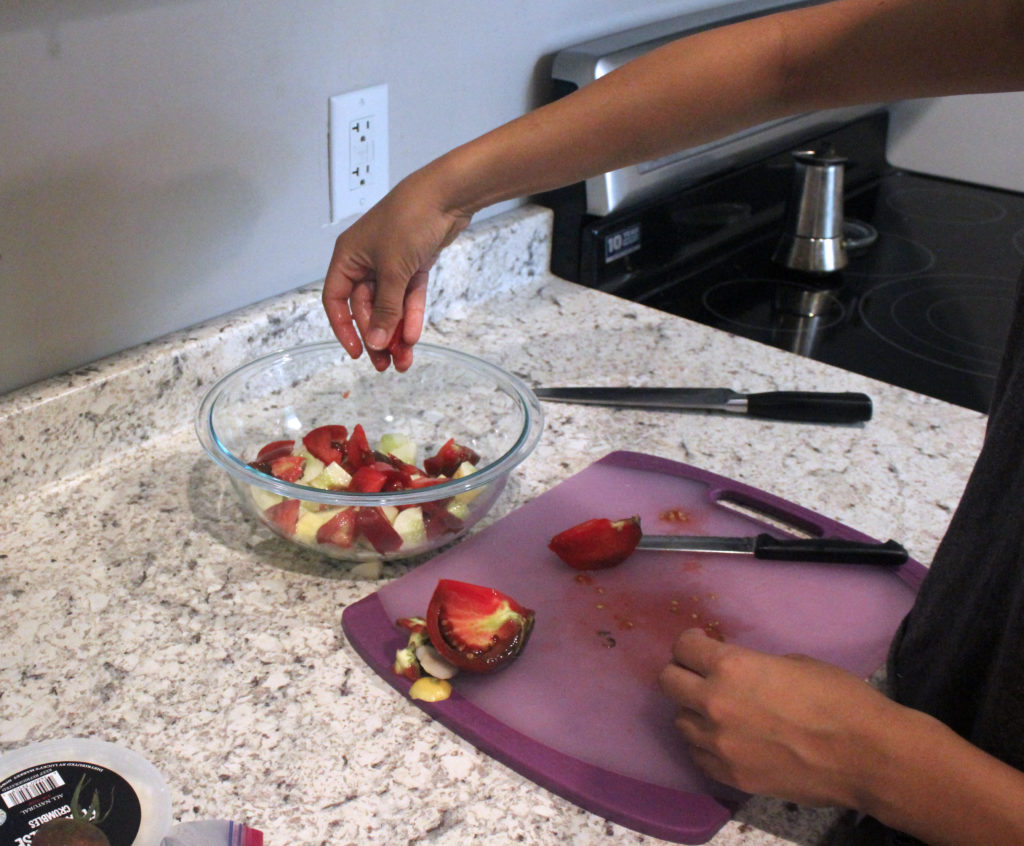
[329,84,389,222]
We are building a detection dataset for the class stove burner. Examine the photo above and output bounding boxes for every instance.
[859,275,1016,376]
[885,187,1007,225]
[843,231,935,278]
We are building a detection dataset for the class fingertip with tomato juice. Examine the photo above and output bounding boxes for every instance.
[375,318,415,372]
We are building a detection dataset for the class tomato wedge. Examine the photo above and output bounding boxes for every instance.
[255,439,295,463]
[249,439,296,475]
[345,423,375,471]
[548,515,643,569]
[349,464,390,493]
[269,454,305,482]
[422,499,463,539]
[423,438,480,477]
[426,579,534,673]
[264,499,300,536]
[302,425,348,465]
[316,508,356,548]
[356,506,403,553]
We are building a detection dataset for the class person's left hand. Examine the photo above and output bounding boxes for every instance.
[658,628,898,807]
[322,166,472,372]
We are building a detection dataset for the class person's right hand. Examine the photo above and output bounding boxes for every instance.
[658,628,899,807]
[322,167,472,371]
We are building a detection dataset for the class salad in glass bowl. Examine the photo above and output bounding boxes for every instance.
[196,341,543,562]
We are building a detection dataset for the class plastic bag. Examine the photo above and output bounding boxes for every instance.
[161,820,263,846]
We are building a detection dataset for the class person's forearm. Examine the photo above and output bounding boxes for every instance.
[855,705,1024,846]
[433,0,1024,216]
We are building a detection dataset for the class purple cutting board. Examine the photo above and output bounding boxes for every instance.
[342,451,925,843]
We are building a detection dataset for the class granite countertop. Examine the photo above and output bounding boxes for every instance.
[0,205,987,845]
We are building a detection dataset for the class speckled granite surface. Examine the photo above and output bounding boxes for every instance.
[0,204,987,845]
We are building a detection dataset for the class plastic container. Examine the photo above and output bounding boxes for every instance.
[0,739,171,846]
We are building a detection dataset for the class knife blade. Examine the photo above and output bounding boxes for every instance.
[637,533,908,565]
[533,387,872,423]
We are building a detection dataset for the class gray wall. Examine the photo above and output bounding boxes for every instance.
[3,1,1022,395]
[3,0,724,395]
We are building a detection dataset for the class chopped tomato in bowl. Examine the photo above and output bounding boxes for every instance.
[196,341,544,562]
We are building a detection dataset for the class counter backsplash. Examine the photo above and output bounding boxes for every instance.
[0,206,553,503]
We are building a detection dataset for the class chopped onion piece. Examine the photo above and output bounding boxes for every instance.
[415,644,459,679]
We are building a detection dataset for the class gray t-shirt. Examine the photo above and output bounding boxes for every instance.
[841,271,1024,846]
[889,267,1024,771]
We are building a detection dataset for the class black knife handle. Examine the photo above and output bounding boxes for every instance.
[745,391,873,423]
[752,534,908,565]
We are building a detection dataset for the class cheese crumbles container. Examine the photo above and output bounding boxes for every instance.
[0,738,172,846]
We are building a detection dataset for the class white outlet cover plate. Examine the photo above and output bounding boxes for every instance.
[329,84,389,222]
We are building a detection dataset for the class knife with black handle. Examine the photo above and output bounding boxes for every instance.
[533,387,872,423]
[637,533,908,565]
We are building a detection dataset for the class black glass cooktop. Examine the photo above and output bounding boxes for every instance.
[635,172,1024,413]
[546,112,1024,413]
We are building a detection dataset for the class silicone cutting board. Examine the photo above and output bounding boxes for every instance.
[342,451,925,843]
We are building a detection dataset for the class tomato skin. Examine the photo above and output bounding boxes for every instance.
[349,465,389,493]
[548,516,643,570]
[264,498,301,535]
[302,425,348,465]
[422,499,463,539]
[379,454,429,489]
[249,439,297,475]
[269,454,305,482]
[316,508,356,548]
[255,439,295,463]
[356,506,404,553]
[396,616,427,634]
[345,424,374,471]
[424,438,480,477]
[426,579,535,674]
[407,475,444,491]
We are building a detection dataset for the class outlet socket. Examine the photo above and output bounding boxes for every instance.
[329,84,389,222]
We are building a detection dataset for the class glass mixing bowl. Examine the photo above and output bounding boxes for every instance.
[196,341,543,562]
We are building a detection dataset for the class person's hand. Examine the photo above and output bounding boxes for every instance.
[323,167,472,371]
[658,628,899,807]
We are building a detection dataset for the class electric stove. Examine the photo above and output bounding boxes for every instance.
[541,4,1024,414]
[543,110,1024,414]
